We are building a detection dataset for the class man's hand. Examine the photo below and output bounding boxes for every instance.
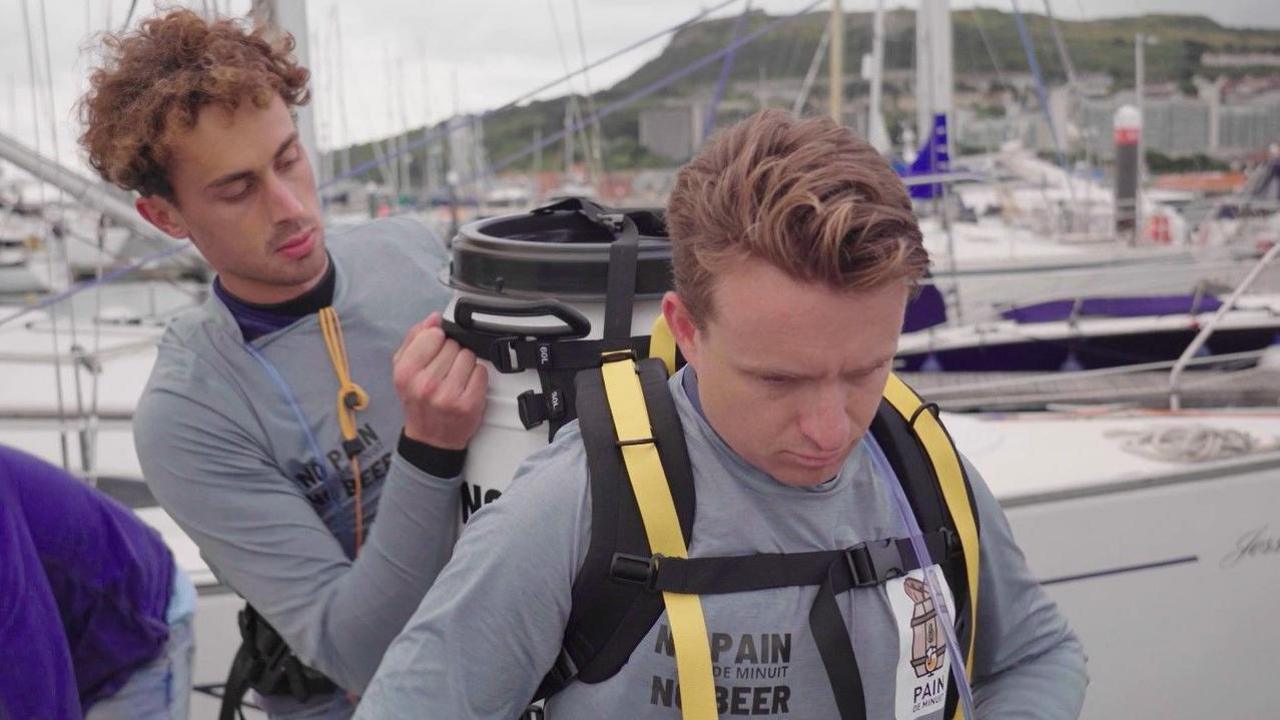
[392,312,488,450]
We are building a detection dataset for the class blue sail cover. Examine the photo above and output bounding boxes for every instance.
[899,113,951,200]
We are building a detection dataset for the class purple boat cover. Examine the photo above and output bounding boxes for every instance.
[1000,294,1223,324]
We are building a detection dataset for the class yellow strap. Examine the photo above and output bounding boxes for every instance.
[648,315,678,376]
[882,373,980,690]
[318,306,370,552]
[600,358,717,720]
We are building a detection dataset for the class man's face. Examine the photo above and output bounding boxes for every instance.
[138,94,326,304]
[665,257,908,488]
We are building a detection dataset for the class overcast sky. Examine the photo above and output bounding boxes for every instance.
[1,0,1277,178]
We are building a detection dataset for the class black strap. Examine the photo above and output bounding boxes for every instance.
[602,217,639,348]
[810,562,867,720]
[610,532,961,720]
[609,531,954,596]
[535,359,694,699]
[443,325,659,439]
[218,639,259,720]
[441,322,607,374]
[218,605,337,720]
[811,532,955,720]
[443,325,661,377]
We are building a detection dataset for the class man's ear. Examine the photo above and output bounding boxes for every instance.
[135,195,189,240]
[661,291,702,369]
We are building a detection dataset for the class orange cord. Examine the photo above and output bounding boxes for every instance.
[318,306,370,554]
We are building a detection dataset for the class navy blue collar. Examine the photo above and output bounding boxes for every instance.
[212,254,335,341]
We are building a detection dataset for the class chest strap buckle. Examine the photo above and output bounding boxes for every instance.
[609,552,661,591]
[846,538,907,588]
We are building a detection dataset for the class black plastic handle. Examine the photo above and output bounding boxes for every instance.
[453,297,592,339]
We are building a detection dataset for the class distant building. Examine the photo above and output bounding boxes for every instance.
[1218,103,1280,152]
[1144,96,1212,155]
[1202,53,1280,68]
[1080,93,1212,159]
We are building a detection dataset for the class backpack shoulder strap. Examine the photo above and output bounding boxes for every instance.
[875,373,981,719]
[536,357,697,699]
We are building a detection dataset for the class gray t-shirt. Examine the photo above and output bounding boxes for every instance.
[357,367,1087,719]
[135,217,462,706]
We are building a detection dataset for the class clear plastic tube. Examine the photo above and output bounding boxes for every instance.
[866,435,978,719]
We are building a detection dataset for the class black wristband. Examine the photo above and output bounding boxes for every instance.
[397,431,467,478]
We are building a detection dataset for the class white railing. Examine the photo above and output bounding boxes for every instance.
[1168,239,1280,410]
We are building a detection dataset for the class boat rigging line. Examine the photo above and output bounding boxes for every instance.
[968,7,1008,90]
[792,15,831,116]
[545,0,597,182]
[1169,239,1280,410]
[1010,0,1074,201]
[317,0,741,193]
[704,1,754,141]
[19,0,71,470]
[570,0,606,177]
[482,0,823,182]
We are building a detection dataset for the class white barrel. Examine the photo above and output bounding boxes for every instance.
[442,203,672,523]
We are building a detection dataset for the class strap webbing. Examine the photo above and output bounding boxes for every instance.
[810,567,867,719]
[603,219,639,347]
[218,640,258,720]
[626,531,953,595]
[319,306,369,553]
[600,357,716,720]
[882,374,980,684]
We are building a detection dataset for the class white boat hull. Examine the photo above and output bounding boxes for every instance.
[948,411,1280,719]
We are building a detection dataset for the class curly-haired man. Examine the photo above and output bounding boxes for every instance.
[79,9,486,719]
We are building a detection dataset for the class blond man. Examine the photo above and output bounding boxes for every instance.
[358,110,1087,719]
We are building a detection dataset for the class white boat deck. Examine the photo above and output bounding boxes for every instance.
[943,407,1280,504]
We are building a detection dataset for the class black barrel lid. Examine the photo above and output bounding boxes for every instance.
[449,198,673,301]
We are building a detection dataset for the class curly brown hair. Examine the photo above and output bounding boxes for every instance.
[666,109,928,326]
[78,8,310,200]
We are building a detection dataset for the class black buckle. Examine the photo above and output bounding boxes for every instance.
[517,388,566,430]
[610,552,660,591]
[517,391,547,429]
[846,539,906,588]
[940,527,960,558]
[490,336,524,373]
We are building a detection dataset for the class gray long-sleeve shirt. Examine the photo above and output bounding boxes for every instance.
[357,367,1087,719]
[134,218,462,707]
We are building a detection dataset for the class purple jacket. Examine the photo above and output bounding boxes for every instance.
[0,445,174,718]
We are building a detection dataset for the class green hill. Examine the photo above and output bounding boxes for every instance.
[333,8,1280,182]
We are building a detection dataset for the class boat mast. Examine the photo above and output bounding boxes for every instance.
[252,0,319,178]
[829,0,843,123]
[0,129,178,249]
[866,0,889,152]
[915,0,953,144]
